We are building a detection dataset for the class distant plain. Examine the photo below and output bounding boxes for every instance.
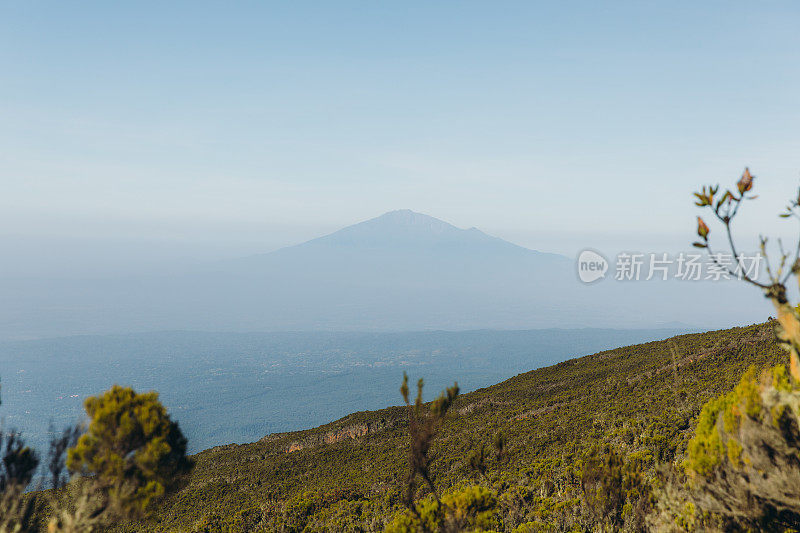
[0,328,686,454]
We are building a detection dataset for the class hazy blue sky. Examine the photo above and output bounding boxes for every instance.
[2,1,800,274]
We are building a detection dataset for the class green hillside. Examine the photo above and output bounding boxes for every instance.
[117,322,782,532]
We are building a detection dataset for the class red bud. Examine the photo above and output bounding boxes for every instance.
[737,167,754,194]
[697,217,710,239]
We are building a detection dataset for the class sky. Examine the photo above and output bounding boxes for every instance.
[2,1,800,276]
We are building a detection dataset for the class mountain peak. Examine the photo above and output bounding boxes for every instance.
[292,210,535,254]
[365,210,461,234]
[378,208,417,217]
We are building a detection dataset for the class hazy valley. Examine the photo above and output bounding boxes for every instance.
[0,210,765,341]
[0,327,685,454]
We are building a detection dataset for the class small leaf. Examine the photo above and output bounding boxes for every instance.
[692,242,707,248]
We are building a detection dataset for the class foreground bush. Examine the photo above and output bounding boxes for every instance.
[675,365,800,529]
[670,170,800,530]
[385,484,499,533]
[0,385,191,532]
[66,385,193,521]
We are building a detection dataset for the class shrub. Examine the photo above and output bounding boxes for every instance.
[66,385,193,520]
[681,365,800,529]
[385,484,499,533]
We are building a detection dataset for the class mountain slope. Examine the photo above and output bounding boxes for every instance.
[125,322,782,531]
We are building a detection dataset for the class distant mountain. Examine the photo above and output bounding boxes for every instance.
[0,210,764,339]
[233,210,564,266]
[177,210,577,332]
[284,209,552,254]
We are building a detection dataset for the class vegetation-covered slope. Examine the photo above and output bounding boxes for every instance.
[125,322,782,531]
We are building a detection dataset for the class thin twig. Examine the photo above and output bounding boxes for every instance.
[706,243,769,289]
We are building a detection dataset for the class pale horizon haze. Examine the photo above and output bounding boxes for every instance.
[2,1,800,277]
